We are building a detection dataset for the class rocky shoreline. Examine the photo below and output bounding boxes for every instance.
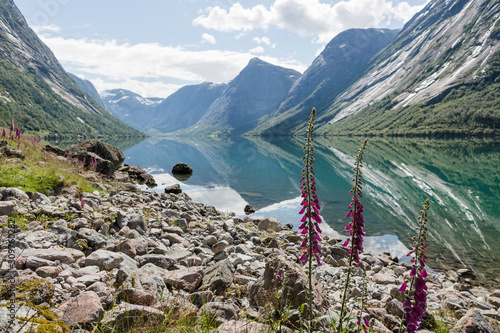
[1,141,499,333]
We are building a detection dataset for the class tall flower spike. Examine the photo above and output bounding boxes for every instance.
[299,108,322,322]
[339,139,368,333]
[10,120,14,140]
[399,199,430,333]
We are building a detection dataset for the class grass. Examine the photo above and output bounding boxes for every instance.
[0,134,105,196]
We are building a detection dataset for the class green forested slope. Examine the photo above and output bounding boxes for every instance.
[318,53,500,137]
[0,60,142,137]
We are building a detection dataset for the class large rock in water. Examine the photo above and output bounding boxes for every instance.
[68,140,125,168]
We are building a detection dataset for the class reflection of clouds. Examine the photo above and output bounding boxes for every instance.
[187,186,248,214]
[363,234,409,259]
[150,172,248,214]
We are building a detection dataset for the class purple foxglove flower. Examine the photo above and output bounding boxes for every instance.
[342,239,349,247]
[399,282,407,292]
[316,255,322,265]
[405,313,417,333]
[420,268,427,278]
[403,298,412,313]
[410,265,417,277]
[276,270,283,280]
[416,276,428,291]
[299,253,308,266]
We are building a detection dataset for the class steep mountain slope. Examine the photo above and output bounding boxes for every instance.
[0,0,141,136]
[147,82,227,133]
[101,89,163,132]
[69,73,109,112]
[318,0,500,136]
[184,58,301,136]
[250,29,399,136]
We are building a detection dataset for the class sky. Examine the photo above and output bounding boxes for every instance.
[14,0,429,98]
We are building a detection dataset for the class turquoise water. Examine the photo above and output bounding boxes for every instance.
[124,136,500,287]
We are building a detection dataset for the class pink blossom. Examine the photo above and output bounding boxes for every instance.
[299,253,308,266]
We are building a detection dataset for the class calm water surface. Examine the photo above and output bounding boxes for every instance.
[124,136,500,287]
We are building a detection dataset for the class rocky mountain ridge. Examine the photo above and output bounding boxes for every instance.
[317,0,500,135]
[101,89,163,133]
[69,74,109,112]
[148,82,227,134]
[182,57,301,136]
[251,28,400,136]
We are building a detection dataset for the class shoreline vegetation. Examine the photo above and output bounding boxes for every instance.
[0,124,499,333]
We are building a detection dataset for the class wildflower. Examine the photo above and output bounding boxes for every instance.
[10,119,14,139]
[339,139,368,333]
[299,108,322,268]
[80,198,86,210]
[16,125,21,141]
[275,270,283,280]
[298,108,322,322]
[399,199,430,333]
[1,128,6,137]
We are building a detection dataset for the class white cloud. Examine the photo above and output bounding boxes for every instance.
[202,32,216,44]
[91,77,182,99]
[253,36,276,48]
[193,4,272,32]
[193,0,426,44]
[34,32,306,98]
[249,46,264,54]
[32,24,62,33]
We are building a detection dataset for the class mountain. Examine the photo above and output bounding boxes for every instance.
[146,82,227,133]
[101,89,163,133]
[0,0,142,137]
[69,73,109,111]
[318,0,500,136]
[182,58,301,136]
[250,28,400,136]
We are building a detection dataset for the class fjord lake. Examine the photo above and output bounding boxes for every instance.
[123,136,500,287]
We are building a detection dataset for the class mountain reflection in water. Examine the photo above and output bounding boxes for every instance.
[124,136,500,287]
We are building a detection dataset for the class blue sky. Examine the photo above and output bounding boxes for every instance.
[14,0,428,98]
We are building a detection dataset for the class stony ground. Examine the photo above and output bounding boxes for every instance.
[0,143,499,333]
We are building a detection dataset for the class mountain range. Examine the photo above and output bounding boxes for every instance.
[0,0,141,137]
[1,0,498,138]
[93,0,499,137]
